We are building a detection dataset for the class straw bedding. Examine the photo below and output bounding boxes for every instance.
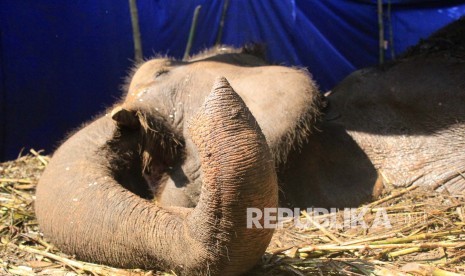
[0,150,463,275]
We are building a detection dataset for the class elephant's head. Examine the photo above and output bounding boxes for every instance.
[35,77,278,275]
[110,47,323,207]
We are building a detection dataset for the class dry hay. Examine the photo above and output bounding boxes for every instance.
[0,150,464,275]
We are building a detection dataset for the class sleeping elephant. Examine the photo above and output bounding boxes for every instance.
[35,46,323,275]
[35,18,465,274]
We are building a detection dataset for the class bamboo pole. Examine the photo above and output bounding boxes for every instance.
[387,0,395,59]
[215,0,230,45]
[129,0,143,63]
[183,5,202,60]
[377,0,384,64]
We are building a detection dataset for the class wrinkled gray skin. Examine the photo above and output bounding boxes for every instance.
[280,18,465,208]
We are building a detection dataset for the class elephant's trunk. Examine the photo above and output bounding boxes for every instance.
[35,77,277,275]
[185,77,278,274]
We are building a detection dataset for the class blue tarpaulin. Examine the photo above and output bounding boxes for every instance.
[1,0,465,161]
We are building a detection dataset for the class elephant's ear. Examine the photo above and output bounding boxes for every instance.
[111,106,140,129]
[110,104,184,177]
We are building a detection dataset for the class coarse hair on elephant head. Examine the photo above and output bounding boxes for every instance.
[35,77,278,275]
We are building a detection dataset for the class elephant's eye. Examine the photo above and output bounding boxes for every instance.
[154,69,169,78]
